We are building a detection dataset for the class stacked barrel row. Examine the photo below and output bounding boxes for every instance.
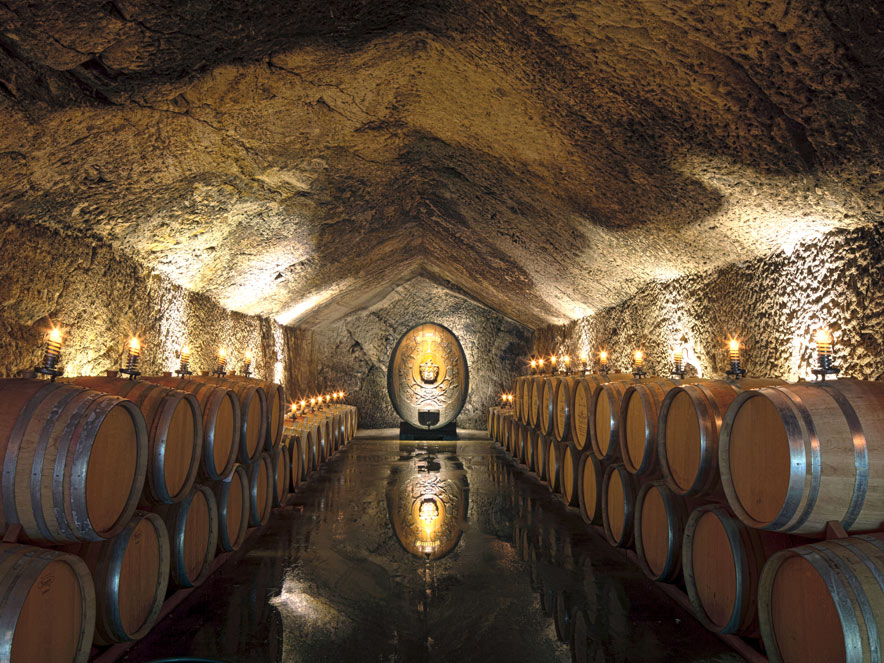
[492,373,884,661]
[0,372,356,663]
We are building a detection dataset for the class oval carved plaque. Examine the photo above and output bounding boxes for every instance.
[387,322,470,430]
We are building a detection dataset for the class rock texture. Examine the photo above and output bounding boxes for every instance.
[533,225,884,383]
[313,277,531,429]
[0,219,316,394]
[1,1,882,328]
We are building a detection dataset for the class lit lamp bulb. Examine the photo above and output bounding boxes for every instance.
[178,344,192,376]
[122,336,142,379]
[37,326,64,380]
[300,399,307,413]
[726,337,746,379]
[325,394,331,405]
[243,349,253,376]
[549,355,557,371]
[672,344,685,378]
[812,327,838,380]
[215,347,227,376]
[538,358,545,370]
[529,359,537,375]
[562,355,570,373]
[633,349,647,379]
[598,350,608,374]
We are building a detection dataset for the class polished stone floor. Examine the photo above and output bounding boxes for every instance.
[122,431,742,663]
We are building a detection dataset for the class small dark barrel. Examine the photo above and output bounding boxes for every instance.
[0,543,96,663]
[193,375,266,465]
[682,504,799,635]
[577,454,605,525]
[633,481,688,582]
[246,453,274,527]
[387,322,469,430]
[0,378,147,543]
[66,376,202,505]
[719,379,884,535]
[211,464,249,553]
[559,445,580,507]
[602,463,636,548]
[546,438,562,493]
[60,511,170,644]
[759,533,884,663]
[269,443,290,507]
[144,375,240,482]
[152,485,218,588]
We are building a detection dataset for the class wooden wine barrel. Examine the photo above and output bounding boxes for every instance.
[514,377,525,423]
[287,434,302,491]
[269,443,290,507]
[152,484,218,588]
[570,374,633,452]
[759,533,884,663]
[719,379,884,535]
[0,378,147,542]
[225,375,284,451]
[288,421,318,476]
[590,380,635,462]
[533,430,548,481]
[529,376,545,428]
[633,481,688,582]
[682,504,799,635]
[560,445,581,507]
[193,375,266,465]
[525,427,538,473]
[66,376,203,505]
[246,453,274,527]
[302,414,329,464]
[61,511,170,644]
[553,376,579,442]
[602,463,636,548]
[0,543,95,663]
[387,322,469,430]
[577,454,605,525]
[540,377,562,437]
[657,378,783,497]
[211,464,249,553]
[619,378,700,476]
[546,438,562,493]
[554,591,574,643]
[143,375,240,482]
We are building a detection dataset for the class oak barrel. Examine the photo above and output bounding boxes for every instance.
[0,543,95,663]
[269,443,290,507]
[534,430,548,481]
[602,463,636,548]
[619,378,700,476]
[559,444,581,507]
[302,414,330,463]
[759,533,884,663]
[61,511,170,644]
[66,376,202,505]
[246,453,274,527]
[577,454,605,525]
[553,376,579,442]
[143,375,240,482]
[719,379,884,535]
[225,375,284,450]
[590,380,634,462]
[570,374,632,452]
[546,438,562,493]
[193,375,266,464]
[211,464,249,553]
[514,377,525,423]
[682,504,799,635]
[287,433,302,490]
[658,378,783,497]
[0,378,147,542]
[288,421,318,476]
[540,377,562,437]
[529,377,545,428]
[633,481,687,582]
[152,484,218,588]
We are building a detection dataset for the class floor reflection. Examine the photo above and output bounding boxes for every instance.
[122,433,740,663]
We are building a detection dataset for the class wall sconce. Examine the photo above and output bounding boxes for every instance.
[120,336,142,380]
[812,328,839,380]
[579,351,589,375]
[35,325,64,381]
[549,355,557,374]
[561,355,571,375]
[725,338,746,379]
[242,349,253,377]
[529,358,537,375]
[671,343,686,379]
[633,349,647,379]
[177,344,192,377]
[598,349,609,375]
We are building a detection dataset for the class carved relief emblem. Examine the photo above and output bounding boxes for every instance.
[419,358,440,384]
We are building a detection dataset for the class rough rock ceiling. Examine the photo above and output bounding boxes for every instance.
[1,1,882,328]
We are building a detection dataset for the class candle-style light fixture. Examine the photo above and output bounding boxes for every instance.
[120,336,142,380]
[598,349,609,375]
[579,351,589,375]
[671,343,686,379]
[562,355,571,374]
[35,325,64,381]
[549,355,557,375]
[725,337,746,379]
[300,399,307,414]
[633,349,647,379]
[529,358,537,375]
[177,344,192,377]
[309,396,317,413]
[537,357,545,374]
[214,347,227,377]
[812,327,839,380]
[242,349,253,377]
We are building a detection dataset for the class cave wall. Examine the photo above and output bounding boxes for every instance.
[313,277,532,430]
[533,225,884,383]
[0,219,316,395]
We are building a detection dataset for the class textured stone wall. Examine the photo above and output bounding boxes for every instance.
[533,225,884,383]
[0,219,316,395]
[313,277,532,430]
